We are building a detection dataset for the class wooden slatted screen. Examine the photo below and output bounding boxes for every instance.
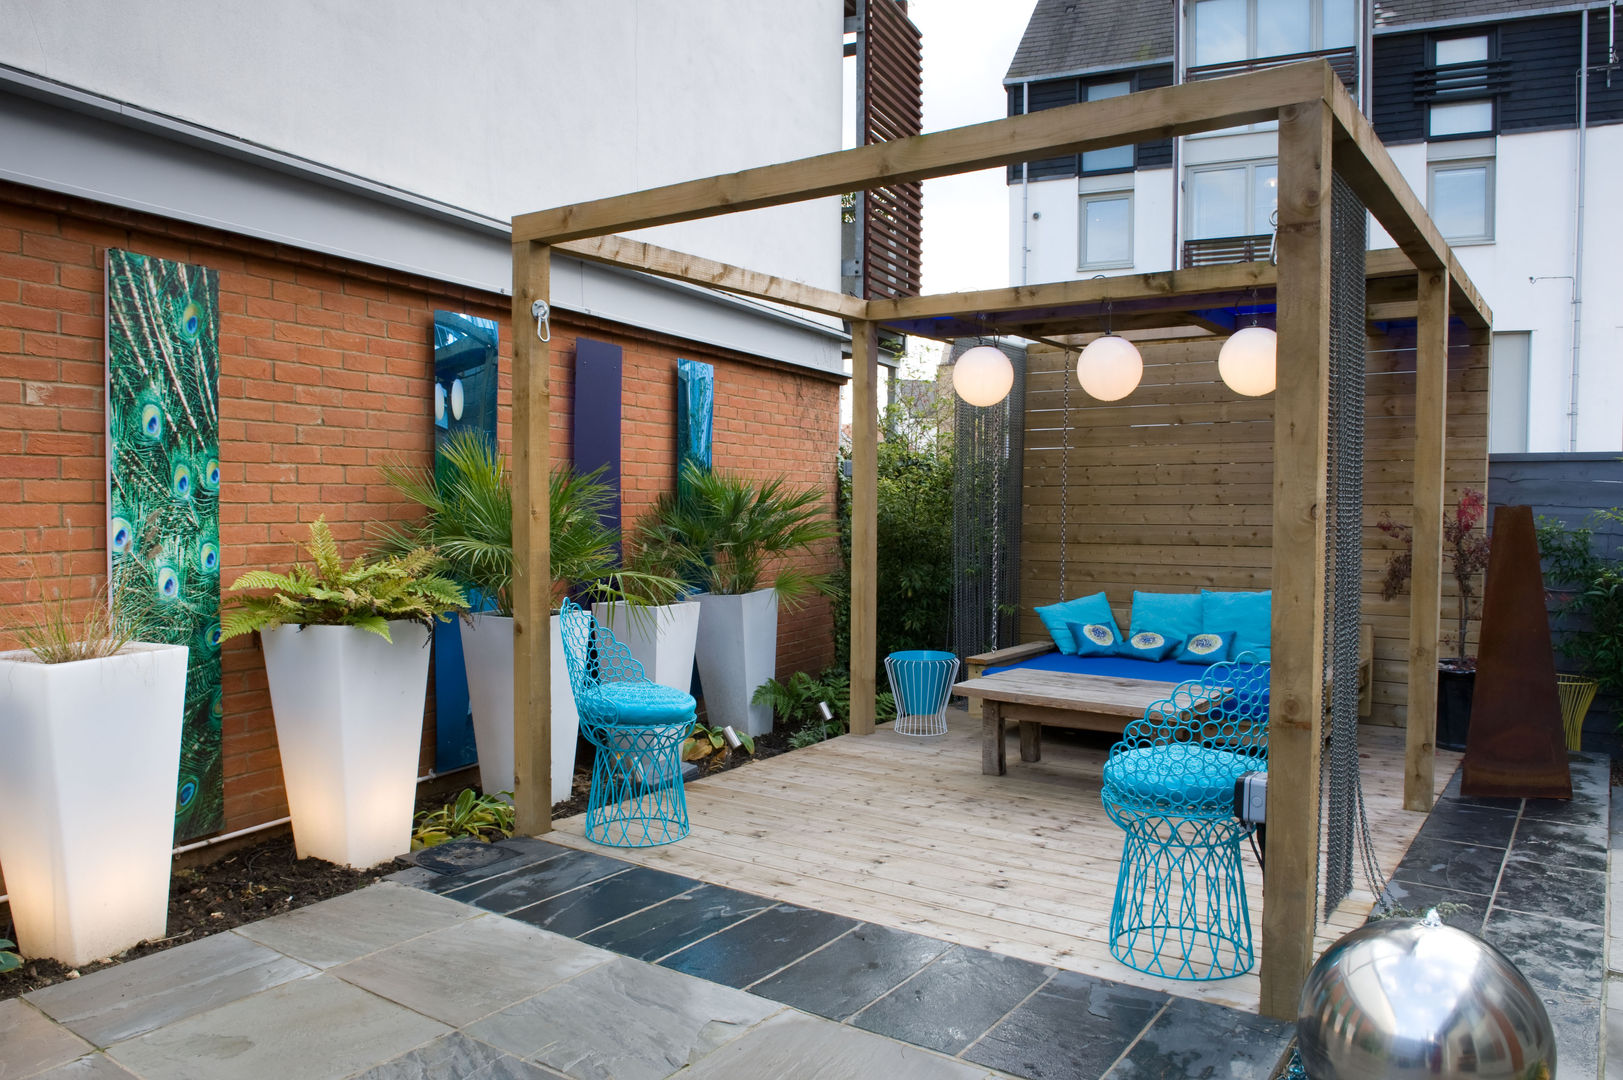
[1019,328,1488,728]
[861,0,923,300]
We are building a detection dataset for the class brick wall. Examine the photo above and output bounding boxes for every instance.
[0,180,842,844]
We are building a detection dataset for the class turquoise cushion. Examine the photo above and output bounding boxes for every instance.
[1104,744,1257,807]
[1116,630,1177,661]
[1177,631,1234,664]
[588,682,697,725]
[1202,590,1272,656]
[1129,591,1203,644]
[1067,620,1121,657]
[1035,593,1119,655]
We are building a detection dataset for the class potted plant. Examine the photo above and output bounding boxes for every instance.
[0,577,186,966]
[594,529,703,692]
[1537,509,1623,745]
[635,462,836,735]
[221,517,466,868]
[1378,489,1492,751]
[380,431,678,804]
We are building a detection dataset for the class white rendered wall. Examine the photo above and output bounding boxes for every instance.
[1373,127,1623,452]
[0,0,843,293]
[1008,171,1175,286]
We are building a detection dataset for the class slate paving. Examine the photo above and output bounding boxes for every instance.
[2,753,1609,1080]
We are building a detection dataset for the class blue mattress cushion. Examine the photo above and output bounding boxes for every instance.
[1104,743,1258,808]
[983,651,1192,682]
[584,682,698,725]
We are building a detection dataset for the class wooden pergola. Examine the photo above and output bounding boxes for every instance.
[505,60,1490,1019]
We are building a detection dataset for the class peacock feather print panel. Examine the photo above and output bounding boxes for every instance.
[105,249,223,843]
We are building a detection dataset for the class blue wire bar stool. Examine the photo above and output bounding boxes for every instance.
[1100,653,1270,979]
[558,598,697,848]
[884,650,959,736]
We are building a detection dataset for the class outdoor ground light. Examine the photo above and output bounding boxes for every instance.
[1076,333,1143,401]
[952,344,1014,406]
[1218,325,1277,396]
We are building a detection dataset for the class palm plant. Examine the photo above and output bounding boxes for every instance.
[379,429,680,613]
[629,461,837,608]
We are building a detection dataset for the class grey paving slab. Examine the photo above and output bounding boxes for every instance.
[1414,802,1518,849]
[232,882,476,969]
[331,913,611,1026]
[1482,908,1606,1001]
[352,1031,566,1080]
[106,974,448,1080]
[578,883,774,961]
[851,945,1054,1056]
[658,903,857,988]
[1391,835,1507,895]
[25,931,315,1045]
[750,923,950,1020]
[673,1009,990,1080]
[505,866,696,939]
[28,1054,141,1079]
[435,848,629,909]
[1493,852,1606,926]
[383,865,443,887]
[1509,816,1610,873]
[465,955,780,1080]
[964,970,1168,1080]
[1605,999,1623,1080]
[1543,992,1601,1080]
[0,999,93,1079]
[1101,995,1293,1079]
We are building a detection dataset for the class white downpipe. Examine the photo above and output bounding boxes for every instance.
[1572,6,1592,451]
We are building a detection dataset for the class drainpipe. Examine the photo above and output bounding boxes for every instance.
[1571,7,1591,451]
[1020,82,1031,286]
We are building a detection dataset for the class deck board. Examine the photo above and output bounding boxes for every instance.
[547,706,1458,1013]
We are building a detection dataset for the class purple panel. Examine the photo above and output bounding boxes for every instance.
[573,338,622,538]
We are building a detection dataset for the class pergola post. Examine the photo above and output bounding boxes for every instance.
[511,240,554,835]
[1405,269,1449,810]
[849,319,879,736]
[1260,99,1334,1021]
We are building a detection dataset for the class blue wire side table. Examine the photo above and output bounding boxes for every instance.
[884,650,959,736]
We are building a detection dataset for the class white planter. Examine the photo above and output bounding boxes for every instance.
[0,643,187,966]
[261,622,430,868]
[693,588,779,736]
[592,600,701,691]
[459,613,579,805]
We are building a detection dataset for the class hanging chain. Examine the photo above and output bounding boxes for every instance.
[1058,348,1070,600]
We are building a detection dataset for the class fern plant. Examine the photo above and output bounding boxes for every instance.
[411,788,515,849]
[221,517,467,643]
[753,666,894,743]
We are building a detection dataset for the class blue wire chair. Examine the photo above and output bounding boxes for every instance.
[558,598,697,847]
[1101,652,1270,980]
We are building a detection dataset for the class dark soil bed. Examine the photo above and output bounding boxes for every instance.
[1,727,802,1000]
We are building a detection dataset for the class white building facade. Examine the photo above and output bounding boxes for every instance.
[1006,0,1623,452]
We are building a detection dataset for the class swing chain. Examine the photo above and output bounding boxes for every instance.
[1059,347,1070,599]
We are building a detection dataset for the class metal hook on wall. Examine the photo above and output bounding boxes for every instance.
[531,299,551,343]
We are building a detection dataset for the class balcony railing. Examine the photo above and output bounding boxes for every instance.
[1182,234,1273,269]
[1187,46,1358,91]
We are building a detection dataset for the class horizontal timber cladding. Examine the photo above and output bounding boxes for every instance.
[1018,330,1488,728]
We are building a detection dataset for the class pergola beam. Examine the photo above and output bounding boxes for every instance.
[514,63,1334,245]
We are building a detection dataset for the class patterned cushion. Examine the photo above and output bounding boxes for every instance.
[1177,631,1235,664]
[1067,620,1121,657]
[1115,630,1177,661]
[1035,593,1120,655]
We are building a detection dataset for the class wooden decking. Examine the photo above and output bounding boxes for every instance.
[547,708,1459,1013]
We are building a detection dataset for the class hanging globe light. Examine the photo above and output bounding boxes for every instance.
[1076,333,1143,401]
[951,344,1015,407]
[1218,325,1278,396]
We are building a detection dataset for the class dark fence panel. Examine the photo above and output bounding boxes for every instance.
[1490,452,1623,750]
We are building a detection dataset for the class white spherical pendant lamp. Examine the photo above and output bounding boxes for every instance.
[952,345,1015,407]
[1076,333,1143,401]
[1218,325,1278,396]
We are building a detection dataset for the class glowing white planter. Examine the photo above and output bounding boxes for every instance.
[260,622,430,868]
[459,614,579,804]
[592,600,701,691]
[0,643,187,966]
[693,589,778,736]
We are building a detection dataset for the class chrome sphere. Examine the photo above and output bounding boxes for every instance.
[1298,911,1555,1080]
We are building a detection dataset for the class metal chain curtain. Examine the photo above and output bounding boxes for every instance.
[1320,173,1385,920]
[952,341,1026,660]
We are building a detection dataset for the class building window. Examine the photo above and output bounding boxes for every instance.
[1186,159,1277,239]
[1489,332,1531,453]
[1081,81,1134,174]
[1189,0,1357,66]
[1428,159,1494,243]
[1080,191,1133,269]
[1424,34,1500,139]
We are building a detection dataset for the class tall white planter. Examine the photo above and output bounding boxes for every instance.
[459,613,580,805]
[693,589,778,736]
[260,622,430,868]
[0,643,187,966]
[592,600,701,691]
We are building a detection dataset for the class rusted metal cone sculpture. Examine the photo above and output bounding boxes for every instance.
[1297,910,1555,1080]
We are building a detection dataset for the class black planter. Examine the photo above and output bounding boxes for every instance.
[1436,663,1475,752]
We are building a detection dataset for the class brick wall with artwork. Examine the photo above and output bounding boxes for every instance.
[0,179,842,850]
